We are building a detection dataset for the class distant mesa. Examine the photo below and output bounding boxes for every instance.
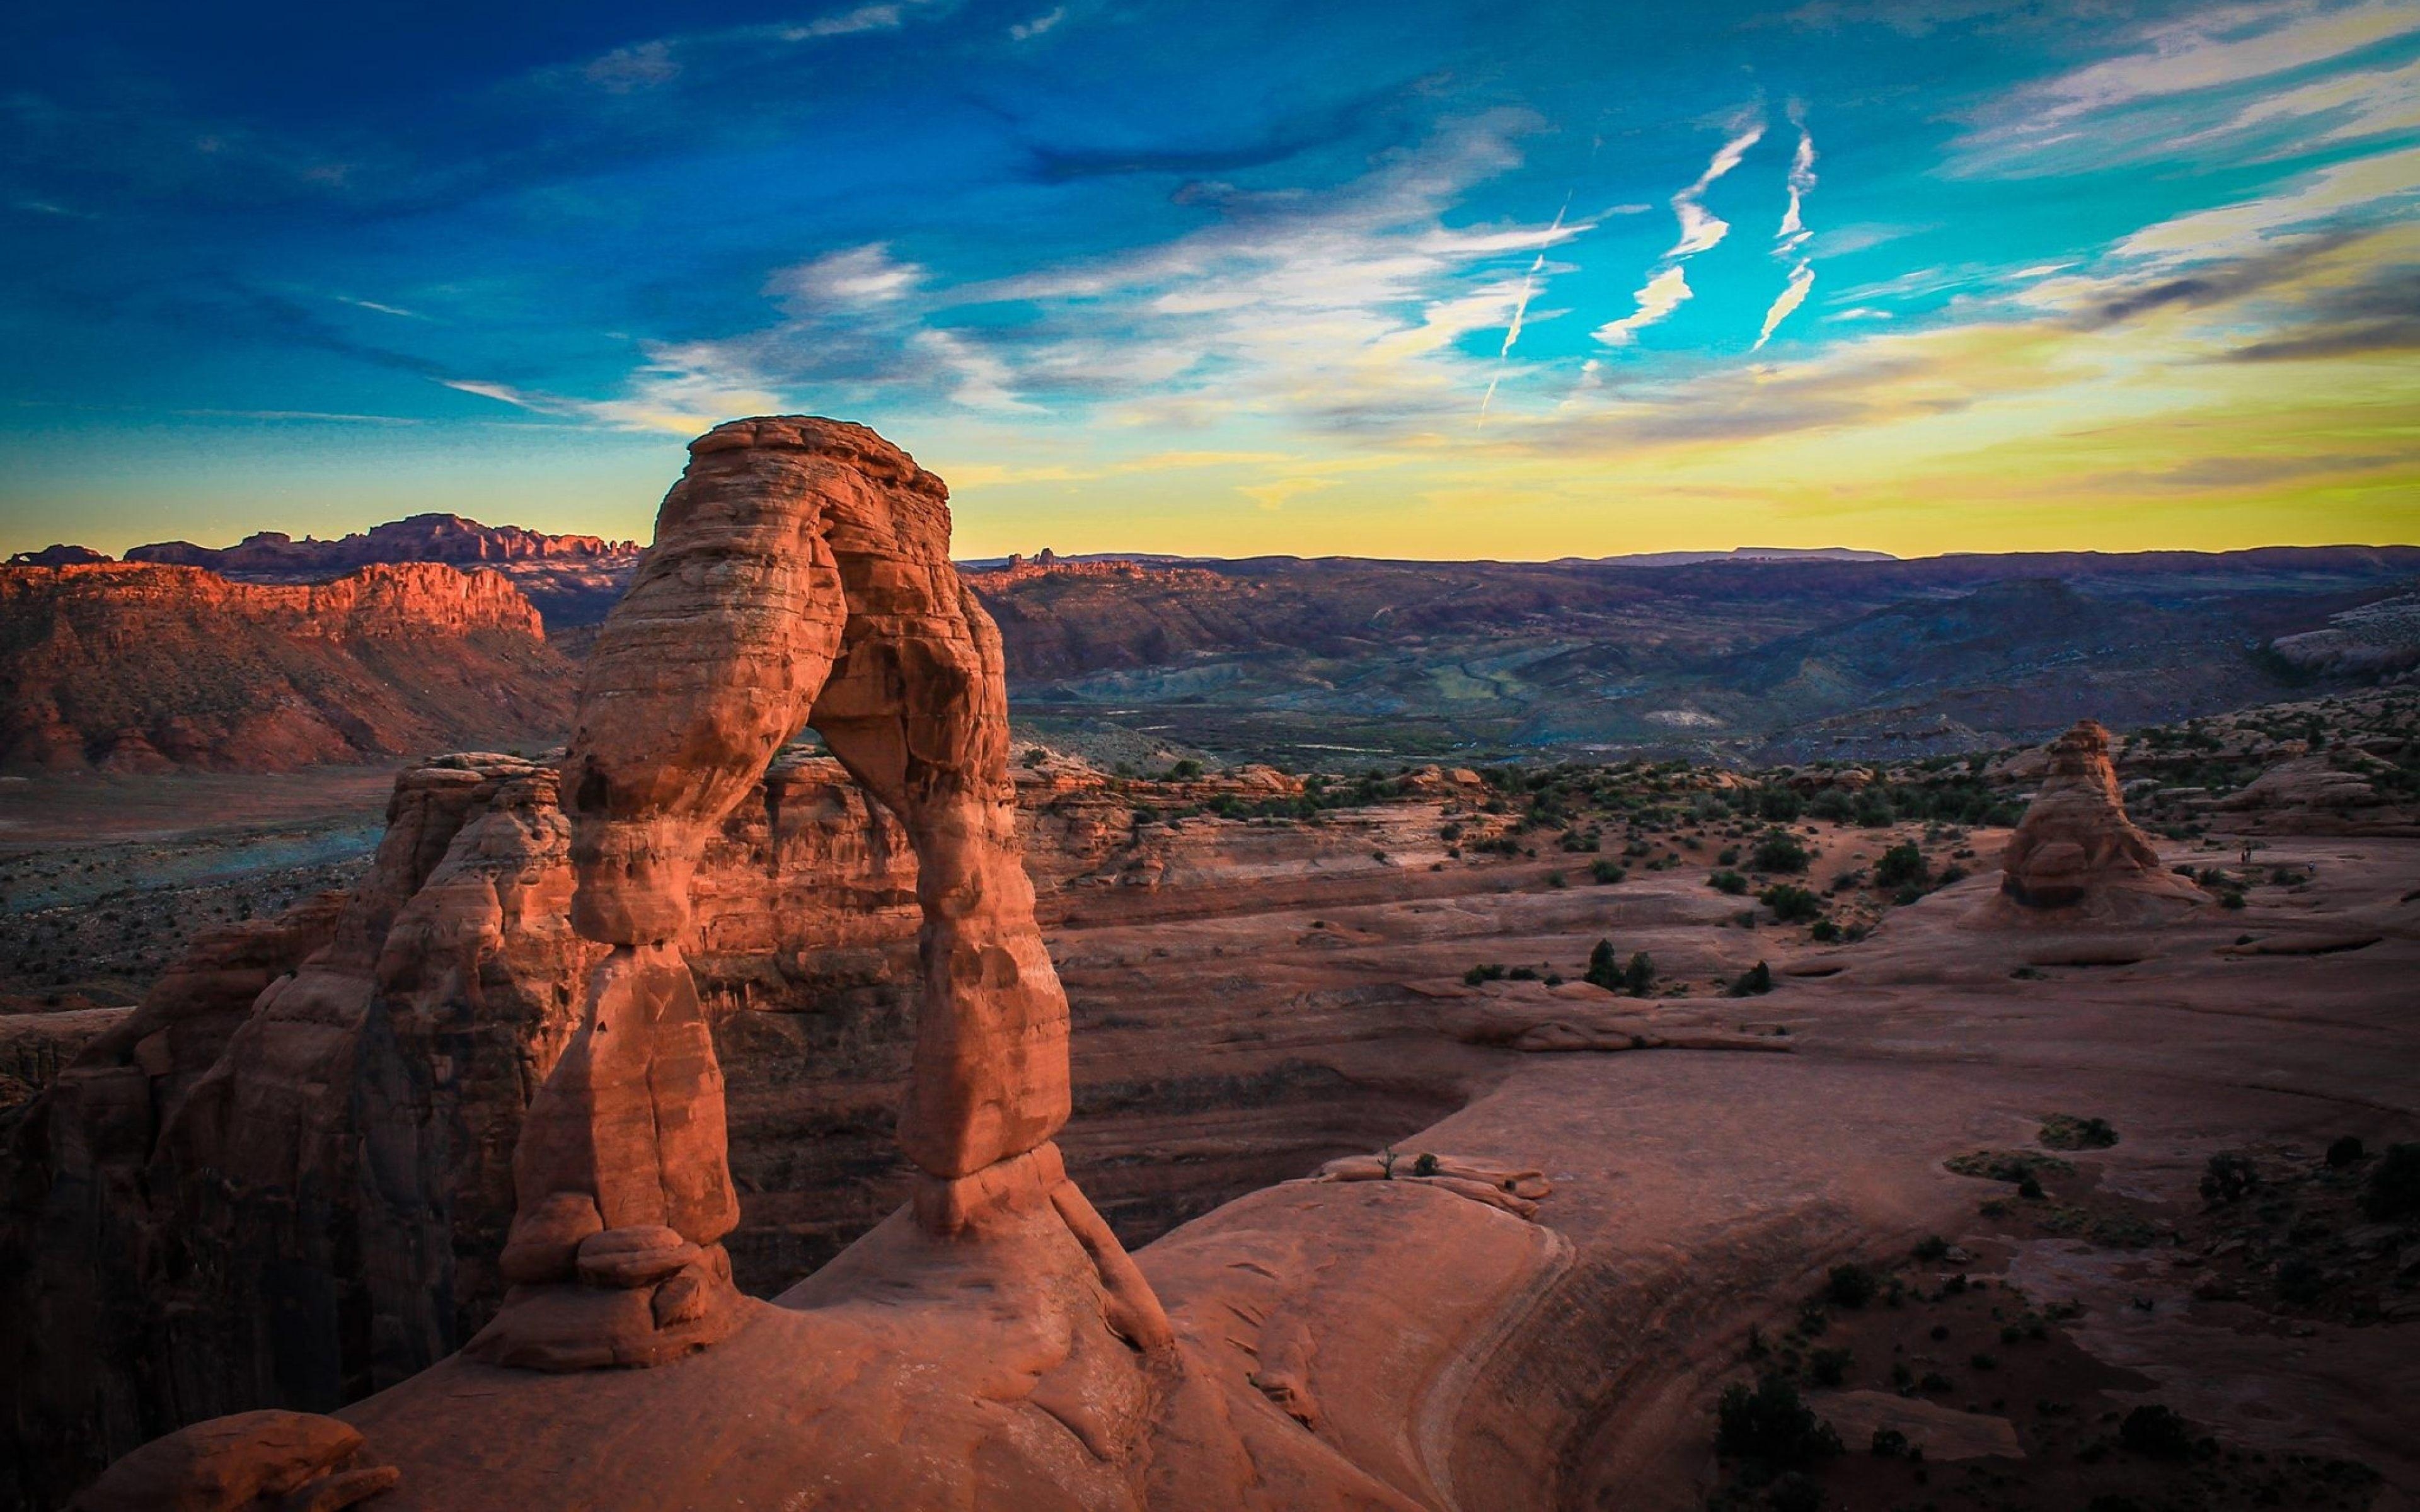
[1573,545,1899,567]
[5,544,113,566]
[0,561,572,772]
[115,514,646,633]
[125,513,637,573]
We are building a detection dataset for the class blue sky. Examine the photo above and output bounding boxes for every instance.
[3,0,2416,559]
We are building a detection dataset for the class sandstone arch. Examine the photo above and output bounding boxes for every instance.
[470,416,1153,1368]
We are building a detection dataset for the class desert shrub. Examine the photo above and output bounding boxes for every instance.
[1912,1235,1948,1261]
[1021,747,1048,767]
[1718,845,1742,866]
[2325,1135,2365,1168]
[2276,1255,2330,1303]
[1945,1150,2073,1184]
[1547,871,1567,889]
[1589,859,1627,885]
[1584,939,1620,991]
[1506,966,1540,981]
[1766,1472,1824,1512]
[1853,793,1896,828]
[1464,963,1507,985]
[2199,1152,2261,1205]
[1727,961,1773,997]
[1412,1152,1439,1177]
[1824,1264,1879,1308]
[1756,788,1806,823]
[1623,951,1657,996]
[1167,758,1204,779]
[2039,1114,2119,1150]
[1753,830,1811,873]
[1874,841,1929,890]
[1808,789,1855,823]
[2118,1404,2197,1460]
[1761,885,1824,924]
[1715,1372,1843,1469]
[1809,1346,1852,1387]
[2361,1142,2420,1219]
[1809,919,1841,943]
[1710,869,1750,895]
[1937,862,1968,885]
[1869,1426,1911,1458]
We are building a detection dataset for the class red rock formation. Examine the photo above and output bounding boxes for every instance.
[69,1411,396,1512]
[1991,719,2204,919]
[0,562,572,771]
[473,415,1146,1371]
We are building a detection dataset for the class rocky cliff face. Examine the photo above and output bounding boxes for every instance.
[126,517,644,630]
[0,739,1464,1502]
[0,562,572,772]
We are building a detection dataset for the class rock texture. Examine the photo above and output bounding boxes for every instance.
[0,563,572,771]
[2,757,587,1505]
[69,1410,396,1512]
[470,415,1117,1372]
[1991,719,2205,919]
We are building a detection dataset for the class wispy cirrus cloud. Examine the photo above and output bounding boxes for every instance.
[1667,118,1766,258]
[1754,108,1819,352]
[1952,0,2420,173]
[1010,6,1066,40]
[1595,266,1692,347]
[1594,112,1766,349]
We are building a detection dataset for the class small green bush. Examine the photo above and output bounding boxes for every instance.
[2199,1152,2260,1205]
[2361,1142,2420,1219]
[1589,859,1627,885]
[1584,939,1620,991]
[2118,1404,2197,1460]
[1727,961,1773,997]
[1945,1150,2073,1184]
[2039,1114,2118,1150]
[1874,840,1929,890]
[1766,1472,1824,1512]
[1464,963,1507,986]
[1753,830,1811,873]
[1715,1372,1843,1469]
[1710,869,1750,895]
[2325,1135,2365,1168]
[1761,885,1824,924]
[1824,1263,1879,1308]
[1623,951,1656,996]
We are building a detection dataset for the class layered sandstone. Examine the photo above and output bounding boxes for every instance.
[0,563,571,771]
[473,415,1132,1370]
[1990,719,2205,920]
